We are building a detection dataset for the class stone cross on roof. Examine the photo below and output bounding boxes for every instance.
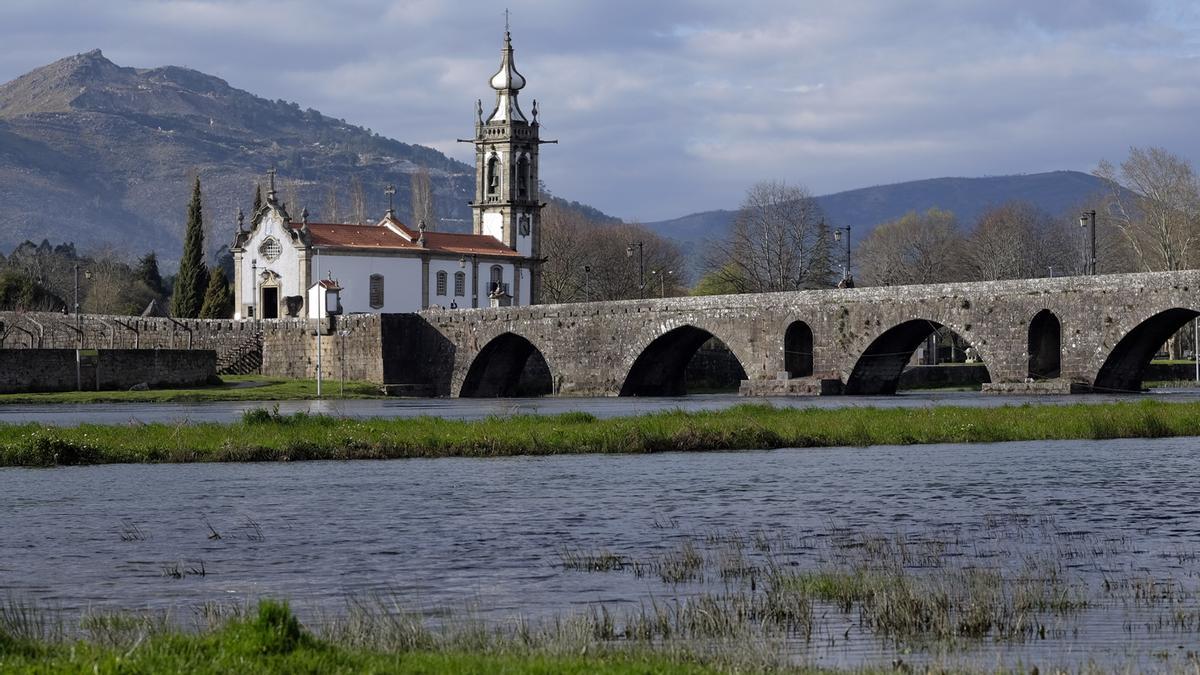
[384,184,396,216]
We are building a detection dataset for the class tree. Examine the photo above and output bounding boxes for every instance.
[324,184,340,223]
[703,181,832,293]
[198,268,234,319]
[856,208,965,286]
[171,177,209,318]
[1095,146,1200,272]
[350,176,367,224]
[135,252,165,298]
[963,202,1077,281]
[538,202,685,303]
[411,167,438,230]
[691,264,745,296]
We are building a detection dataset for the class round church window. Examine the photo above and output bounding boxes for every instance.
[259,237,282,262]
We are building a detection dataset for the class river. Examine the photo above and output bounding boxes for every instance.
[3,387,1200,426]
[3,435,1199,670]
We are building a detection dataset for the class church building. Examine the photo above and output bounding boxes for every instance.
[230,29,546,319]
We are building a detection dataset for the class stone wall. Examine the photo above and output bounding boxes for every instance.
[0,311,260,355]
[0,349,216,393]
[259,314,394,385]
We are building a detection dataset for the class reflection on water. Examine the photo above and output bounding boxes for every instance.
[4,387,1200,426]
[2,436,1199,670]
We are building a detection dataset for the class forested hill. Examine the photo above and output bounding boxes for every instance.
[646,171,1111,247]
[0,49,613,263]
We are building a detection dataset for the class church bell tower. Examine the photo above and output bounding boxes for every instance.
[470,27,547,302]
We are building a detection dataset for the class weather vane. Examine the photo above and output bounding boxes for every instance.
[384,184,396,214]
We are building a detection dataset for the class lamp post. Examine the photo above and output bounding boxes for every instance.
[250,258,258,318]
[832,224,852,285]
[625,241,645,298]
[1079,210,1097,275]
[583,264,592,302]
[73,263,81,344]
[651,269,674,298]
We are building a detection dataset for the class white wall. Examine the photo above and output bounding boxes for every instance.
[428,258,468,308]
[481,211,504,242]
[317,253,423,314]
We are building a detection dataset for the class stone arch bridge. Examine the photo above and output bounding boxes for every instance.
[398,270,1200,397]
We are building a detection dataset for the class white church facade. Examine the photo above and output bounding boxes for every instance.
[231,29,545,319]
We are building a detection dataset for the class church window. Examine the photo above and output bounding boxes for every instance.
[454,271,466,297]
[369,274,384,309]
[486,156,499,195]
[258,237,282,262]
[489,265,505,294]
[436,270,448,296]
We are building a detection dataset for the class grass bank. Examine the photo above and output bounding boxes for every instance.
[2,398,1200,467]
[0,375,383,405]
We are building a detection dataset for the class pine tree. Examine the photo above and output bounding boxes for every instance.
[198,268,234,319]
[170,177,209,318]
[251,184,263,225]
[135,252,165,297]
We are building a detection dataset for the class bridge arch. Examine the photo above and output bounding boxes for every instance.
[1027,309,1062,380]
[620,324,749,396]
[845,319,991,395]
[784,320,814,377]
[458,331,554,398]
[1093,307,1199,393]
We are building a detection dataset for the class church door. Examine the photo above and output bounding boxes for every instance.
[262,287,279,319]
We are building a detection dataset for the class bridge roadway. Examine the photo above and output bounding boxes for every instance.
[416,270,1200,397]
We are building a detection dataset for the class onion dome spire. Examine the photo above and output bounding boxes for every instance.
[487,29,527,123]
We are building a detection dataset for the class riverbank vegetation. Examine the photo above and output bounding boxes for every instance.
[3,398,1200,467]
[0,375,383,405]
[5,518,1197,672]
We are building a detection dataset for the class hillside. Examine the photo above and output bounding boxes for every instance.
[646,171,1112,263]
[0,50,549,263]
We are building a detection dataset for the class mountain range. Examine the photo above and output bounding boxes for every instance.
[645,171,1110,262]
[1,51,1111,273]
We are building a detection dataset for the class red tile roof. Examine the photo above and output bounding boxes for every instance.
[288,220,522,258]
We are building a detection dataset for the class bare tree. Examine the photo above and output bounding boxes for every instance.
[704,181,832,293]
[1095,146,1200,272]
[857,208,965,286]
[410,167,438,231]
[350,176,367,224]
[964,202,1078,280]
[539,202,685,302]
[539,202,592,303]
[324,185,340,223]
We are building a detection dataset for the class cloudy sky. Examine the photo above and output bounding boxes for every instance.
[2,0,1199,221]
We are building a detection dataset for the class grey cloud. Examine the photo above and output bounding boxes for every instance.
[1,0,1198,220]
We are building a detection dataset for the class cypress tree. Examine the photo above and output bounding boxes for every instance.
[171,177,209,318]
[198,268,234,319]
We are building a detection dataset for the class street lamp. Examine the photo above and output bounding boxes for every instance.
[831,224,853,287]
[1079,210,1097,275]
[73,263,91,347]
[583,264,592,302]
[625,241,645,298]
[651,269,674,297]
[250,258,258,318]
